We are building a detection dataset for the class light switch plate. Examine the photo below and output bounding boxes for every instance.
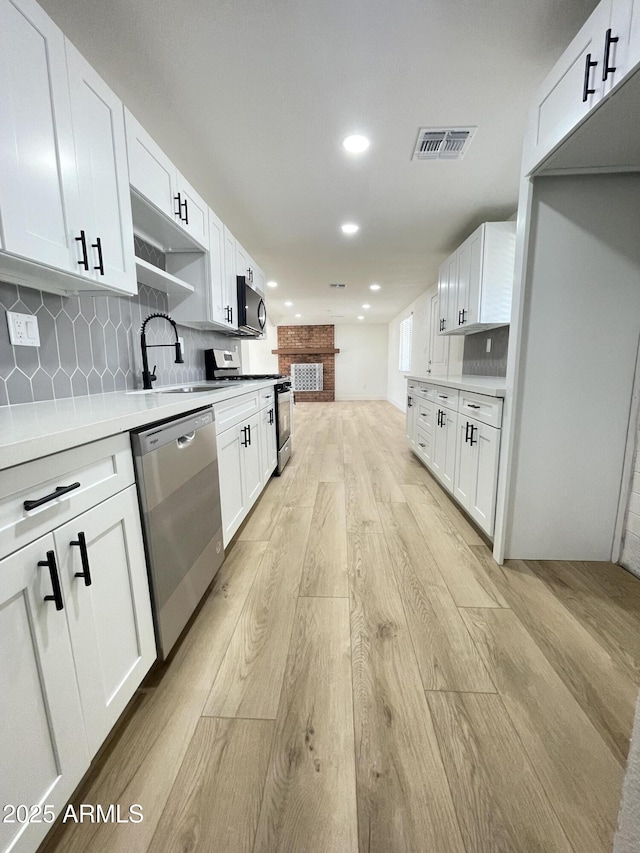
[6,311,40,347]
[486,338,492,353]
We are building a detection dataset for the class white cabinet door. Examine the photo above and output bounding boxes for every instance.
[217,425,246,546]
[0,535,89,853]
[432,405,457,492]
[251,259,265,294]
[445,252,459,334]
[259,405,277,484]
[469,421,501,536]
[428,292,449,375]
[453,418,475,509]
[124,107,178,222]
[436,262,448,335]
[207,207,228,327]
[524,0,612,174]
[236,240,250,282]
[405,391,417,447]
[242,413,262,507]
[65,42,136,296]
[0,0,79,273]
[456,227,483,329]
[223,226,239,330]
[54,486,155,757]
[176,173,209,250]
[610,0,640,89]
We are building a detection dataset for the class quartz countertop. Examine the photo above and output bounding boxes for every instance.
[0,380,279,470]
[406,374,507,397]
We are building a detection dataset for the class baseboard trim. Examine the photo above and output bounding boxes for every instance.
[387,395,406,412]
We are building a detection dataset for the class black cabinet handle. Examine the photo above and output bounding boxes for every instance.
[39,551,64,611]
[269,408,274,425]
[92,237,104,275]
[241,426,249,447]
[602,28,618,81]
[407,396,413,407]
[174,193,182,218]
[24,482,81,512]
[582,53,598,101]
[71,531,92,587]
[418,442,426,448]
[75,230,89,270]
[465,421,471,443]
[247,424,251,445]
[181,198,189,224]
[469,425,478,446]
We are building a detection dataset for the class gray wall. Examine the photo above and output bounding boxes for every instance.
[0,280,238,406]
[462,326,509,377]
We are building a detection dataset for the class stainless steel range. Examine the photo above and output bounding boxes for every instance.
[205,348,293,473]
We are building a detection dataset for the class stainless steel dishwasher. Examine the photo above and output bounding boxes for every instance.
[131,407,224,659]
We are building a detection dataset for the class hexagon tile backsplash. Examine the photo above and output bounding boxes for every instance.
[0,281,237,406]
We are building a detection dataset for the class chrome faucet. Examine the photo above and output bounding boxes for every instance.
[140,312,184,390]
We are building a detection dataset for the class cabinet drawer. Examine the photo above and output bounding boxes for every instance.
[213,391,259,434]
[415,426,433,463]
[434,388,459,411]
[0,434,134,559]
[259,386,276,410]
[416,400,435,433]
[459,392,503,428]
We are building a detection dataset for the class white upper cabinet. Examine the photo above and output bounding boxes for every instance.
[124,108,178,222]
[524,0,620,174]
[124,108,208,251]
[0,0,136,295]
[223,226,239,329]
[0,0,79,274]
[438,222,516,335]
[175,173,209,250]
[65,41,136,295]
[610,0,640,85]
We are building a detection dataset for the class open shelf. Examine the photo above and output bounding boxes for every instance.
[135,257,195,297]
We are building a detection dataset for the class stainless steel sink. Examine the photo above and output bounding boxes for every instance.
[156,385,219,394]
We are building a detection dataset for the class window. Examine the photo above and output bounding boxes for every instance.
[399,314,413,372]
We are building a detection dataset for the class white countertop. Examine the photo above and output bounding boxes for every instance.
[0,380,279,470]
[406,374,507,397]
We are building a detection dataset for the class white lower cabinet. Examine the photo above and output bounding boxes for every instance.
[0,535,90,853]
[431,403,457,492]
[0,436,156,853]
[216,388,278,547]
[54,486,156,756]
[406,379,503,538]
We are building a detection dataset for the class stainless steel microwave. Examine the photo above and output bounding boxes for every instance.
[236,276,267,336]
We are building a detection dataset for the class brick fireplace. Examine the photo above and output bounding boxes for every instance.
[275,325,336,402]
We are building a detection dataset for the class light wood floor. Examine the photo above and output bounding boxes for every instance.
[42,401,640,853]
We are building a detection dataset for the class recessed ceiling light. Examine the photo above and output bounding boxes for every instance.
[341,223,359,235]
[284,301,293,307]
[369,283,381,291]
[362,303,370,309]
[357,315,365,320]
[295,313,302,318]
[342,134,370,154]
[266,280,278,288]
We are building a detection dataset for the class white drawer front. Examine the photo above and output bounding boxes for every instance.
[434,388,459,411]
[415,426,433,465]
[0,434,134,559]
[259,386,276,410]
[416,400,435,434]
[213,391,259,434]
[459,392,503,428]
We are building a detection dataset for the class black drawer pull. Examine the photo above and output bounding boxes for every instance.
[24,482,81,511]
[582,52,598,102]
[71,531,92,586]
[39,550,64,611]
[467,403,481,409]
[75,230,89,270]
[603,28,618,81]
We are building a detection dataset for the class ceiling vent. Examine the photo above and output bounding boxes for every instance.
[329,283,347,289]
[412,127,477,161]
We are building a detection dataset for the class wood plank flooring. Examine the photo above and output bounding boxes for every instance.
[41,401,640,853]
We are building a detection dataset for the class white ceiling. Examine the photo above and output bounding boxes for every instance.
[40,0,598,325]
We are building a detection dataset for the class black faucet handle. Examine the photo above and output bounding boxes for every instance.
[150,365,157,382]
[175,342,184,364]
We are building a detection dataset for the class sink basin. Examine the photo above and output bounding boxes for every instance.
[156,385,218,394]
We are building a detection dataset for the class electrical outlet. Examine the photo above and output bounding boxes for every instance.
[6,311,40,347]
[486,337,492,353]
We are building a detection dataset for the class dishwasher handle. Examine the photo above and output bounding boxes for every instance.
[176,431,196,448]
